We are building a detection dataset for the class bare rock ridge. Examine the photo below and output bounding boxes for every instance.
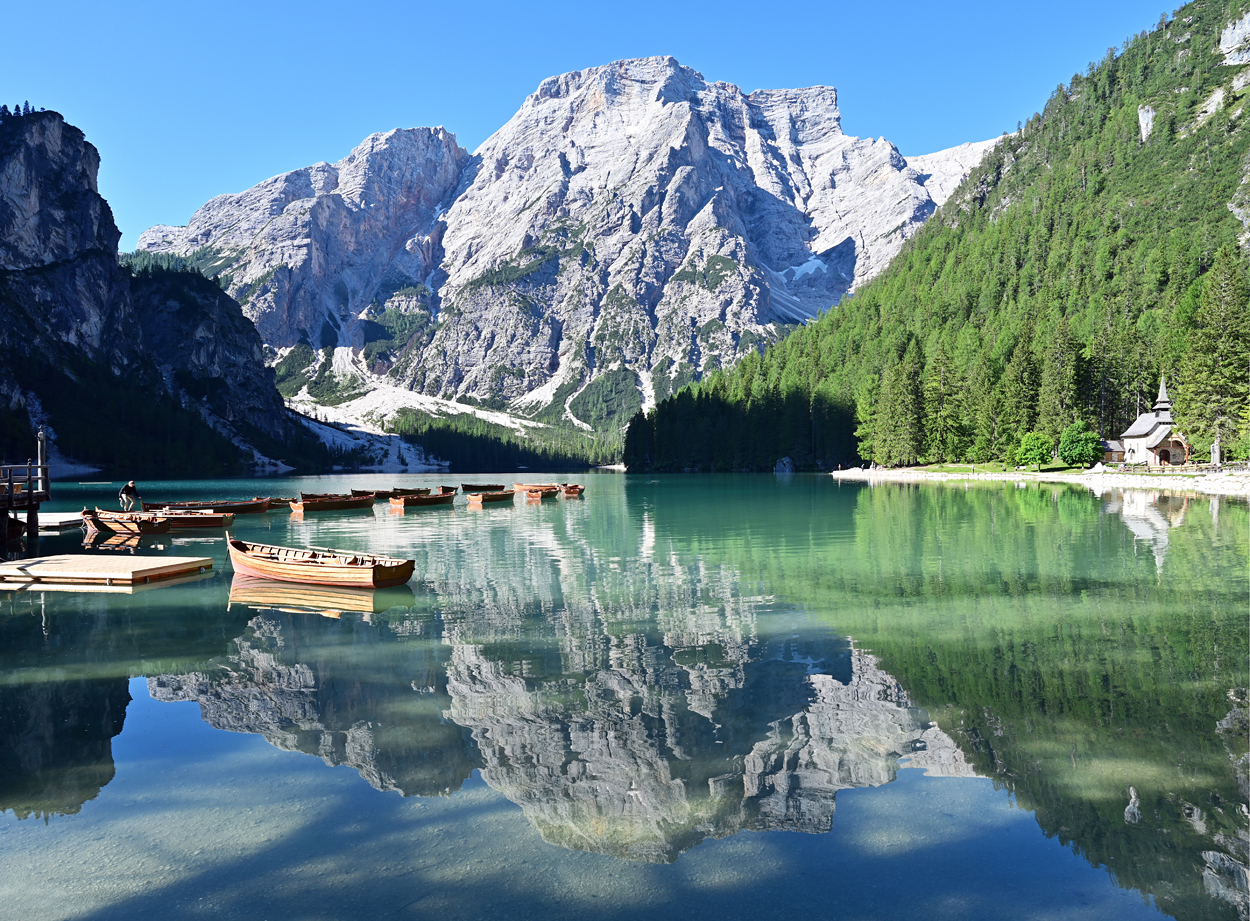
[0,109,294,465]
[139,57,993,428]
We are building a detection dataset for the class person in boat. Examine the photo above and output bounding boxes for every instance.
[119,481,138,511]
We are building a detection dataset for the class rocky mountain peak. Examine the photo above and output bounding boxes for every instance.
[137,58,994,431]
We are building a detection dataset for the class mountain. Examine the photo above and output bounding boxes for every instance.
[626,0,1250,471]
[0,109,318,473]
[137,58,992,432]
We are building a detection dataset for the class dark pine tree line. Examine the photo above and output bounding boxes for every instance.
[627,0,1250,471]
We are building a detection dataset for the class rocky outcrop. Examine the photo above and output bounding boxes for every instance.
[0,109,297,465]
[0,111,133,368]
[137,57,993,429]
[139,128,468,349]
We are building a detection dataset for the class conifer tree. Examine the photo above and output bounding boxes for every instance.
[874,341,923,466]
[1037,318,1081,441]
[923,338,963,462]
[1174,245,1250,460]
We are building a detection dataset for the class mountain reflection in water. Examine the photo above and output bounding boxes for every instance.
[152,572,971,863]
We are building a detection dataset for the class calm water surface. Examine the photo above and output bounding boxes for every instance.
[0,474,1246,921]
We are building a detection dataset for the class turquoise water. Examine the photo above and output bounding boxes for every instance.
[0,474,1246,920]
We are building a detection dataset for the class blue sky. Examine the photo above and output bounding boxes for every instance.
[8,0,1164,248]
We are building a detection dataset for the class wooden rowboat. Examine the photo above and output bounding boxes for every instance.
[142,497,271,514]
[525,487,558,499]
[391,487,432,497]
[513,483,560,491]
[561,483,585,497]
[263,497,297,510]
[226,537,415,588]
[390,492,455,508]
[439,485,459,495]
[461,483,505,493]
[131,508,237,529]
[82,509,172,535]
[289,495,376,513]
[467,490,515,506]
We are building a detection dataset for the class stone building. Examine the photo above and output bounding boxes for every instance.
[1121,377,1189,465]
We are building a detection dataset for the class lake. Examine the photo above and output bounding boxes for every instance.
[1,474,1246,921]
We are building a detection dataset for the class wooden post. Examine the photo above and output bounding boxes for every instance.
[35,426,46,496]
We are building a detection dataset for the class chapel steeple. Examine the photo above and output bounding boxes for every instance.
[1153,375,1171,413]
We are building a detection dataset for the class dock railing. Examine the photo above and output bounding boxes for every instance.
[1,462,51,509]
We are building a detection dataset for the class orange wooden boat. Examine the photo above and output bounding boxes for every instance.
[461,483,505,493]
[513,482,560,491]
[561,483,585,497]
[262,496,297,510]
[390,491,455,508]
[142,497,270,514]
[82,509,172,535]
[439,485,459,494]
[226,537,415,588]
[289,495,376,512]
[129,507,236,529]
[467,489,515,506]
[525,487,558,499]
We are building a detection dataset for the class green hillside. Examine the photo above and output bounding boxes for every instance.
[626,0,1250,471]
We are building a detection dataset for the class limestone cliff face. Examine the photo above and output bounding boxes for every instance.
[0,112,133,368]
[0,109,293,461]
[136,57,992,427]
[138,128,470,348]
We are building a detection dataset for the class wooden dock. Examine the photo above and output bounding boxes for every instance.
[38,512,89,531]
[0,554,213,588]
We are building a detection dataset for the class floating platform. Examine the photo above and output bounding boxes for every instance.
[37,512,89,531]
[0,554,213,589]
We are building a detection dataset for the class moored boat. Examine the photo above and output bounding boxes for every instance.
[132,508,236,529]
[525,487,559,499]
[390,487,432,497]
[226,536,415,588]
[263,497,297,510]
[289,495,376,513]
[82,509,172,535]
[390,491,455,508]
[142,497,271,514]
[461,483,505,493]
[466,489,515,506]
[561,483,585,497]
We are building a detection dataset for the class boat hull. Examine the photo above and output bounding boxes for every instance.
[227,539,414,588]
[289,496,376,512]
[142,498,270,514]
[467,490,515,505]
[82,511,172,535]
[390,493,455,508]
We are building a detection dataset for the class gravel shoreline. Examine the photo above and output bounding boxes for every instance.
[829,467,1250,498]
